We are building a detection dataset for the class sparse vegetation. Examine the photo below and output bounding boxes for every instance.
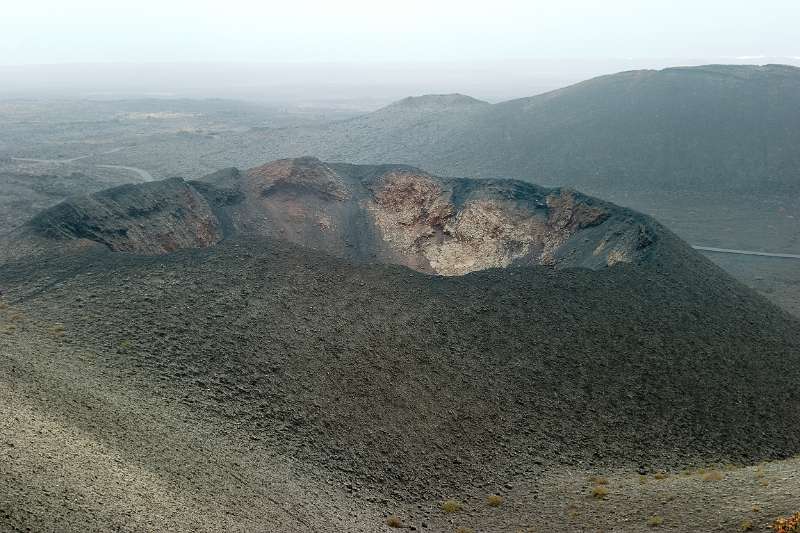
[591,486,609,499]
[653,472,668,480]
[741,519,754,531]
[702,470,723,481]
[647,515,664,527]
[487,494,503,507]
[441,499,462,513]
[454,528,474,533]
[589,475,608,485]
[772,512,800,533]
[385,515,402,528]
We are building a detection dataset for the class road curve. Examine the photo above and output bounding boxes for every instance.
[96,164,154,182]
[11,148,155,182]
[693,246,800,260]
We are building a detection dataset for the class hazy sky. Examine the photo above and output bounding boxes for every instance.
[2,0,799,65]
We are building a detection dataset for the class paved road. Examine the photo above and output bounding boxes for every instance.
[693,246,800,260]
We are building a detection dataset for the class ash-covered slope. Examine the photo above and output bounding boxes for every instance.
[7,157,658,275]
[0,171,136,236]
[2,233,799,500]
[28,177,226,253]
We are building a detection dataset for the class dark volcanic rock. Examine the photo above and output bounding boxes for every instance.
[28,177,224,254]
[1,233,799,499]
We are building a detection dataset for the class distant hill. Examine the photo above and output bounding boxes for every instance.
[212,65,800,196]
[382,93,488,111]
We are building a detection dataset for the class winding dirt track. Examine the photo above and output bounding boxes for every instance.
[11,149,155,182]
[96,164,154,181]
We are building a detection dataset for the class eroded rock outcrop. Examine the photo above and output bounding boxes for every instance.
[28,178,223,254]
[11,157,662,275]
[364,170,615,274]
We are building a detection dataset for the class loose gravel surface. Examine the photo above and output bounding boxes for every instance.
[2,236,799,531]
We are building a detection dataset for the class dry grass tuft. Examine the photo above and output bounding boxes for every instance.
[385,515,402,528]
[441,499,462,513]
[702,470,723,481]
[591,486,609,499]
[741,519,754,531]
[454,528,474,533]
[647,515,664,527]
[487,494,503,507]
[589,476,608,485]
[653,472,668,480]
[771,512,800,533]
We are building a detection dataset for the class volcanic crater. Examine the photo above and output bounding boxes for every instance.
[15,156,658,275]
[2,157,800,531]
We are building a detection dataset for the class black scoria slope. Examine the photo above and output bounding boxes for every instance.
[2,231,798,498]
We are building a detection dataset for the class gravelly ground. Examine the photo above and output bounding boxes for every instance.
[3,296,799,532]
[2,236,799,532]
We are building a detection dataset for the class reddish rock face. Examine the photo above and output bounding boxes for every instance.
[16,157,660,275]
[363,172,616,274]
[247,157,350,201]
[370,171,453,227]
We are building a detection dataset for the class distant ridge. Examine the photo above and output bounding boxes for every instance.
[221,64,800,196]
